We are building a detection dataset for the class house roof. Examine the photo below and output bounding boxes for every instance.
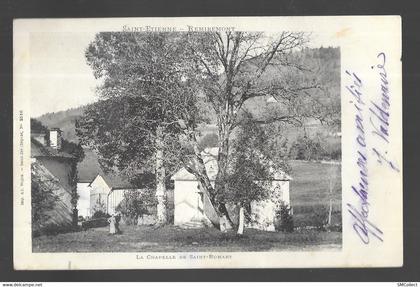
[77,149,103,182]
[31,132,46,137]
[90,172,134,190]
[78,149,134,189]
[171,147,292,181]
[31,137,75,159]
[31,159,72,196]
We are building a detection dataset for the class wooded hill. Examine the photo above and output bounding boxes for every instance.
[36,47,340,154]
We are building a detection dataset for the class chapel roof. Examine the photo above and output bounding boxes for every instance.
[90,172,134,190]
[171,147,292,181]
[78,148,134,189]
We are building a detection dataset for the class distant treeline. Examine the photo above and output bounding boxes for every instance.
[36,47,341,160]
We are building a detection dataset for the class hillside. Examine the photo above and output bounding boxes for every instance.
[35,47,339,143]
[37,106,87,143]
[33,46,341,229]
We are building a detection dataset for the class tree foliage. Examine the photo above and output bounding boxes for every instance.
[178,31,337,227]
[198,133,219,150]
[31,174,60,233]
[31,118,49,133]
[289,134,325,161]
[77,31,339,231]
[224,113,279,206]
[115,190,157,225]
[288,132,341,161]
[275,202,294,232]
[77,32,207,179]
[77,32,213,224]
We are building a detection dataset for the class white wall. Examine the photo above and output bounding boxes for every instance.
[272,180,290,206]
[282,181,290,206]
[174,181,205,226]
[247,180,291,231]
[174,178,291,231]
[90,175,111,214]
[49,130,59,148]
[248,199,277,231]
[107,189,132,215]
[76,182,91,218]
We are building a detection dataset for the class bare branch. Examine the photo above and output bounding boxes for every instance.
[251,115,303,126]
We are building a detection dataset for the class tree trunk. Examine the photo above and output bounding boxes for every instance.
[327,165,336,227]
[327,198,332,226]
[186,154,233,231]
[182,125,234,231]
[214,120,234,231]
[155,125,167,225]
[237,206,245,235]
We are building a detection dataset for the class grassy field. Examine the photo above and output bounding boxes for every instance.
[33,224,341,253]
[33,160,342,252]
[289,160,342,228]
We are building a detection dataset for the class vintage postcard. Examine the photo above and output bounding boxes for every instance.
[13,16,402,269]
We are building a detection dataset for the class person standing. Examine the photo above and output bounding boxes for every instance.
[108,215,117,235]
[115,213,122,234]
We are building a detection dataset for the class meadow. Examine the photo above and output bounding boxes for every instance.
[289,160,342,228]
[33,224,341,252]
[33,160,342,252]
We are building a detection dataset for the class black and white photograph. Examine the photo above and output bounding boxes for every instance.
[12,16,402,269]
[29,28,342,253]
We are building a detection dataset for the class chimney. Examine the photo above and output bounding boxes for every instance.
[49,128,62,150]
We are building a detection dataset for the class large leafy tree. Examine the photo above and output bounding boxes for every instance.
[76,32,207,224]
[224,112,288,235]
[176,31,335,229]
[78,31,337,232]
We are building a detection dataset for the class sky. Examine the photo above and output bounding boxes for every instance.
[29,32,99,117]
[28,30,340,117]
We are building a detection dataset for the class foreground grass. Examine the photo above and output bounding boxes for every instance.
[33,224,341,253]
[289,160,342,227]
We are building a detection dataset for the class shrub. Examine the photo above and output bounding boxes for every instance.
[92,210,109,219]
[275,202,294,232]
[121,215,136,226]
[289,135,325,161]
[312,206,328,231]
[31,170,60,236]
[81,218,109,230]
[116,189,157,225]
[91,199,108,219]
[288,133,342,161]
[166,196,175,225]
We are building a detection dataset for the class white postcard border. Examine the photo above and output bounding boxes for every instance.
[13,16,403,269]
